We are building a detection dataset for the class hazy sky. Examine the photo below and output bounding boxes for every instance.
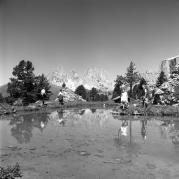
[0,0,179,85]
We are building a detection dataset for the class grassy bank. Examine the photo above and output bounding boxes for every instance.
[146,105,179,117]
[125,104,179,117]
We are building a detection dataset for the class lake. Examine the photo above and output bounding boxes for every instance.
[1,108,179,179]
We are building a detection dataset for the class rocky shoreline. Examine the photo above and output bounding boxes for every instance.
[1,101,179,117]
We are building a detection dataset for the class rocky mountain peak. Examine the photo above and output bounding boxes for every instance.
[160,55,179,78]
[47,66,114,92]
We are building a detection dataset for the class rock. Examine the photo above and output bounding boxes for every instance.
[56,87,86,103]
[13,98,23,106]
[141,71,159,87]
[78,151,91,156]
[160,55,179,78]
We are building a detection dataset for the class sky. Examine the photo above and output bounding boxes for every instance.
[0,0,179,85]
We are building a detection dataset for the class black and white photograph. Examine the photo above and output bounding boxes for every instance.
[0,0,179,178]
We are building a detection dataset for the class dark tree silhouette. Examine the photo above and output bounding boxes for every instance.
[133,77,147,99]
[62,82,66,88]
[89,87,98,101]
[156,71,167,88]
[75,85,87,100]
[0,93,4,103]
[112,75,126,99]
[7,60,35,104]
[126,61,140,97]
[7,60,51,105]
[34,74,51,101]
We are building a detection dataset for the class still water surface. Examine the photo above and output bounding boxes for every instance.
[1,108,179,178]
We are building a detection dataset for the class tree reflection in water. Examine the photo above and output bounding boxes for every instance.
[158,119,179,150]
[90,108,96,114]
[79,109,85,115]
[9,113,49,144]
[113,117,141,158]
[159,120,174,139]
[48,109,66,126]
[114,117,129,147]
[57,109,65,126]
[167,120,179,146]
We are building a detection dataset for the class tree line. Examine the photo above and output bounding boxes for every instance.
[112,61,169,100]
[75,85,108,101]
[0,59,170,105]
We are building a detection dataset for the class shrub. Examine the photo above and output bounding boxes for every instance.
[0,163,22,179]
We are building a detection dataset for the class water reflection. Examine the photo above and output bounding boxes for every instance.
[5,108,179,152]
[159,120,174,139]
[141,119,147,140]
[114,117,150,147]
[167,120,179,145]
[114,117,130,147]
[48,110,66,126]
[120,120,128,136]
[113,117,142,158]
[9,113,49,144]
[57,109,65,126]
[90,108,96,113]
[48,108,109,128]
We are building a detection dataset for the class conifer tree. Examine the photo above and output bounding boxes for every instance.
[7,60,51,105]
[34,74,51,101]
[126,61,140,97]
[133,77,147,99]
[75,85,87,100]
[89,87,98,101]
[112,75,125,98]
[0,93,4,103]
[7,60,35,104]
[62,82,66,88]
[156,71,167,87]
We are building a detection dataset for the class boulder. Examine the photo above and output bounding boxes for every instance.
[13,98,23,106]
[160,56,179,78]
[56,87,86,103]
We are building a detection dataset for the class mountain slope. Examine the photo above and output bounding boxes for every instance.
[47,67,114,92]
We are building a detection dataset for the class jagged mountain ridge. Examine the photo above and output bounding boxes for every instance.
[47,67,114,91]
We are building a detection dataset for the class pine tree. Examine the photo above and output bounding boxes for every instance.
[62,82,66,88]
[75,85,87,100]
[156,71,167,87]
[0,93,4,103]
[7,60,51,105]
[34,74,51,101]
[89,87,98,101]
[112,75,125,98]
[7,60,35,104]
[133,77,147,99]
[139,77,147,87]
[126,61,140,97]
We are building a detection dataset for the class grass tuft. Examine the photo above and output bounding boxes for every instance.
[0,163,22,179]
